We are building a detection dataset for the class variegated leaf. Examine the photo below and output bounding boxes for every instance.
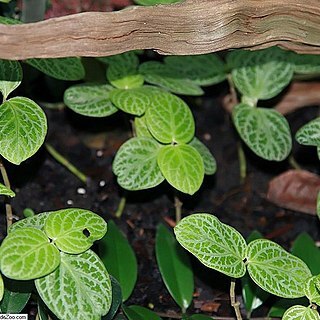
[35,250,112,320]
[304,276,320,305]
[64,83,118,117]
[290,52,320,74]
[134,115,153,138]
[113,137,164,190]
[296,117,320,147]
[174,213,247,278]
[283,305,320,320]
[0,183,15,197]
[232,103,292,161]
[0,60,22,100]
[9,212,51,233]
[247,239,312,298]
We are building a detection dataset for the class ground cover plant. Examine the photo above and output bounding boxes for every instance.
[0,0,319,319]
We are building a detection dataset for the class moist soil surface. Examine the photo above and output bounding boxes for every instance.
[2,74,320,319]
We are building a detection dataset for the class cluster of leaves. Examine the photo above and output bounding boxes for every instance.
[64,52,220,195]
[0,208,112,320]
[175,213,320,320]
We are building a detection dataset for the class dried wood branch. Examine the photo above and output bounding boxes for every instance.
[0,0,320,59]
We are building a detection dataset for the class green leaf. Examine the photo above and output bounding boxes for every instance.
[189,315,214,320]
[113,137,164,191]
[232,103,292,161]
[156,224,194,311]
[290,52,320,74]
[134,0,181,5]
[9,212,51,233]
[0,0,12,3]
[241,231,269,316]
[189,137,216,175]
[0,227,60,280]
[106,52,143,89]
[38,299,49,320]
[268,298,309,318]
[110,86,163,116]
[246,239,312,298]
[0,97,47,164]
[0,17,21,25]
[0,183,15,197]
[0,60,22,100]
[0,279,31,313]
[296,117,320,147]
[146,91,195,144]
[36,250,112,320]
[122,305,162,320]
[174,213,247,278]
[164,54,226,86]
[64,83,118,117]
[102,276,123,320]
[44,208,107,254]
[139,61,203,96]
[228,47,293,100]
[291,233,320,276]
[0,274,3,301]
[157,144,204,195]
[99,220,137,302]
[134,115,153,138]
[304,276,320,305]
[26,57,85,81]
[283,305,320,320]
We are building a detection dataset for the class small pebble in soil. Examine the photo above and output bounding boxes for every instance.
[203,133,211,141]
[67,199,74,205]
[99,180,106,187]
[77,187,86,195]
[96,150,104,157]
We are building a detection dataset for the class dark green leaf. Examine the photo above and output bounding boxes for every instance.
[189,315,214,320]
[291,233,320,276]
[122,305,162,320]
[290,52,320,74]
[102,276,123,320]
[156,224,194,312]
[99,220,138,302]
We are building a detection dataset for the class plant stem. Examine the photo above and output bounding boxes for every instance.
[227,74,239,106]
[0,159,13,229]
[288,155,302,170]
[230,279,242,320]
[174,195,183,223]
[114,196,126,218]
[45,143,87,184]
[237,142,247,184]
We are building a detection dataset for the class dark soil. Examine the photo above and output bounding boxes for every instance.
[2,71,320,319]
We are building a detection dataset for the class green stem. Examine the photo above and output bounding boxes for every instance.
[230,279,243,320]
[114,196,126,218]
[288,155,302,170]
[0,159,13,229]
[45,143,87,184]
[174,195,183,223]
[237,142,247,184]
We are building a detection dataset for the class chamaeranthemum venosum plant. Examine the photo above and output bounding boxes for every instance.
[0,208,112,320]
[174,213,320,320]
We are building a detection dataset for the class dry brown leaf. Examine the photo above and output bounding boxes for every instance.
[267,169,320,215]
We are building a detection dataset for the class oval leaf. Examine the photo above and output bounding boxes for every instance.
[102,276,122,320]
[283,305,320,320]
[174,214,247,278]
[304,276,320,305]
[296,117,320,147]
[189,137,217,175]
[232,103,292,161]
[106,52,143,89]
[146,91,195,144]
[35,250,112,320]
[113,137,164,191]
[228,47,293,100]
[157,144,204,195]
[9,212,51,233]
[122,305,162,320]
[26,57,85,81]
[44,208,107,254]
[110,86,163,116]
[0,227,60,280]
[0,60,22,100]
[134,115,153,138]
[246,239,312,298]
[164,54,226,86]
[156,224,194,311]
[0,97,47,164]
[64,83,118,117]
[99,220,137,302]
[0,183,15,197]
[139,61,203,96]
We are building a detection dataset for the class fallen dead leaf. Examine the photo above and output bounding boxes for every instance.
[200,301,221,313]
[267,169,320,215]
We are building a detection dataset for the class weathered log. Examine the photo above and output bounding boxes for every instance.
[0,0,320,59]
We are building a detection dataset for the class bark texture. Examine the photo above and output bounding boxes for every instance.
[0,0,320,59]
